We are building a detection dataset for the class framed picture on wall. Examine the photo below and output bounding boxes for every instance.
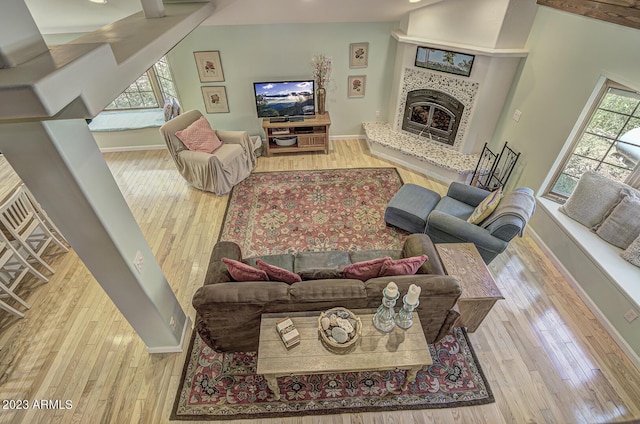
[201,86,230,113]
[349,42,369,68]
[415,46,474,77]
[194,51,225,82]
[347,75,366,98]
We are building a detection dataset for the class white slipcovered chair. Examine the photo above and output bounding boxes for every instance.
[159,110,257,195]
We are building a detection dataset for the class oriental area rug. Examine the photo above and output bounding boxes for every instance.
[172,168,494,420]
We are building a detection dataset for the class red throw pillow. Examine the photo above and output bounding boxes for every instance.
[175,116,223,153]
[256,259,302,284]
[379,255,429,277]
[342,257,390,281]
[222,258,268,282]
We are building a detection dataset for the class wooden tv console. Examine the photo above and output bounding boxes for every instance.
[261,112,331,157]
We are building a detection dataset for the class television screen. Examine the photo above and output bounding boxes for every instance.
[253,80,315,118]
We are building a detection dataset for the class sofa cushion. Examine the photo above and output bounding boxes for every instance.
[594,192,640,249]
[256,259,302,284]
[467,187,502,225]
[350,249,402,263]
[559,171,626,228]
[621,234,640,268]
[294,251,351,274]
[297,268,344,280]
[289,279,367,301]
[342,257,390,281]
[222,258,268,282]
[175,116,223,153]
[379,255,429,277]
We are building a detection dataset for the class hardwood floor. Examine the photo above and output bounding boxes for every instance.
[1,140,640,423]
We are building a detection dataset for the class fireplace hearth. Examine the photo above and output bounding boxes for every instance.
[402,89,463,146]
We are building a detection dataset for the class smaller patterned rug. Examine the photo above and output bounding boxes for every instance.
[171,328,493,420]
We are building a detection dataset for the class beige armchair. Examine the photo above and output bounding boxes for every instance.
[160,110,257,195]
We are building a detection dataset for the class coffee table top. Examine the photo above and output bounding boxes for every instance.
[257,310,432,376]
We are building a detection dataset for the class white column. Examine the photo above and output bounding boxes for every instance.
[0,120,189,353]
[140,0,166,18]
[0,0,48,68]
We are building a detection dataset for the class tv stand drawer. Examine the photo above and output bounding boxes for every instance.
[298,134,326,146]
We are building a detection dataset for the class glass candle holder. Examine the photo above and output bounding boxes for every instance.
[395,295,419,329]
[373,286,400,333]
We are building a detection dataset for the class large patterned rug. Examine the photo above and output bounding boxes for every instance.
[172,168,494,420]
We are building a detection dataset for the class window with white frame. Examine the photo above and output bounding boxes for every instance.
[105,56,178,110]
[547,80,640,201]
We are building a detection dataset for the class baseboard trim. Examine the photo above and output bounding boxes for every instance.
[330,135,366,141]
[146,316,192,354]
[99,144,166,153]
[528,228,640,372]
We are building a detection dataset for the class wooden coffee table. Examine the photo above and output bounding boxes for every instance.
[435,243,504,332]
[257,310,432,400]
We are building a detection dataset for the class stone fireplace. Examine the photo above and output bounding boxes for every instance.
[395,67,479,152]
[402,89,464,146]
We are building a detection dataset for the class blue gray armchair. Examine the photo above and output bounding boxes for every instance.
[385,182,536,264]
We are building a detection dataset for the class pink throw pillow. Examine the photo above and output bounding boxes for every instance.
[256,259,302,284]
[342,257,390,281]
[379,255,429,277]
[175,116,223,153]
[222,258,268,282]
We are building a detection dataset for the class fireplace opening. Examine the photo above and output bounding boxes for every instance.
[402,90,464,146]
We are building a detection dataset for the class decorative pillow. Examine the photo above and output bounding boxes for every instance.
[342,257,390,281]
[297,268,343,280]
[379,255,429,277]
[175,116,222,153]
[594,193,640,249]
[256,259,301,284]
[559,171,626,228]
[221,258,268,282]
[467,187,502,225]
[621,234,640,268]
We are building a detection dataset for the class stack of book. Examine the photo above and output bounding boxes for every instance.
[276,317,300,348]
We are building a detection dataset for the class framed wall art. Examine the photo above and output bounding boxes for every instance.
[201,86,229,113]
[349,42,369,68]
[415,46,474,77]
[194,51,225,82]
[347,75,366,98]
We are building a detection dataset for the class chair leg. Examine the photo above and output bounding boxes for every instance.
[0,281,30,310]
[0,298,25,318]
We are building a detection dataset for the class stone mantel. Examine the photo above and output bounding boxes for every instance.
[391,30,529,58]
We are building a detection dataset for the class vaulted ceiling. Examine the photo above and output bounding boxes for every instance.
[23,0,443,34]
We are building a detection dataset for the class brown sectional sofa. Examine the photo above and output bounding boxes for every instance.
[192,234,462,352]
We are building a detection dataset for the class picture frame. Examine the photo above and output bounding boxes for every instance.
[347,75,366,98]
[194,51,225,83]
[349,42,369,68]
[201,86,229,113]
[415,46,474,77]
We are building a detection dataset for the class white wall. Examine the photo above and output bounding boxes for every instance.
[493,6,640,360]
[166,22,398,137]
[492,7,640,192]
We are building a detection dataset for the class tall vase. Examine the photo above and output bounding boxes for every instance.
[316,87,326,115]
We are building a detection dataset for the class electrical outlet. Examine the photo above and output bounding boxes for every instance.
[512,109,522,122]
[375,110,381,118]
[133,250,144,273]
[624,309,638,323]
[169,316,176,331]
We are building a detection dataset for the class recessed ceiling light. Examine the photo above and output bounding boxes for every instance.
[409,0,421,3]
[89,0,107,4]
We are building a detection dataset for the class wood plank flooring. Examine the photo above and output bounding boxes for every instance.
[1,140,640,423]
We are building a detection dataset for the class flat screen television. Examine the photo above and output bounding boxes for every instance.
[253,80,315,118]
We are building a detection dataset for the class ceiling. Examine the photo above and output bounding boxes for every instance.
[23,0,441,35]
